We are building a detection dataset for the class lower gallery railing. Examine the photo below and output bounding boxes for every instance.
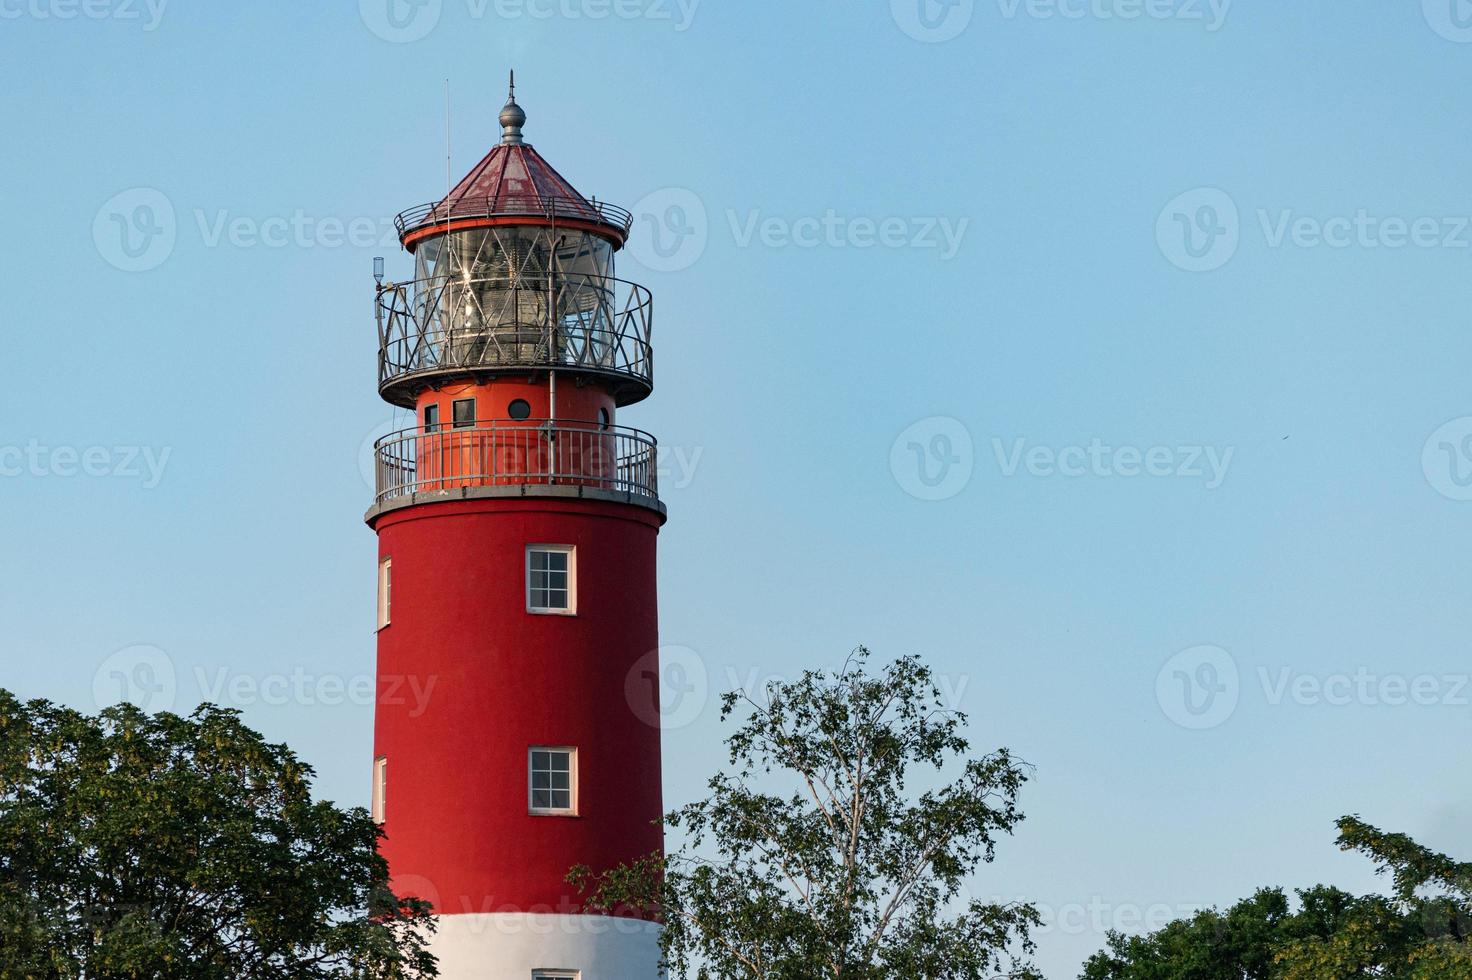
[373,421,658,504]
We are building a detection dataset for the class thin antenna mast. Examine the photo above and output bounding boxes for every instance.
[445,78,452,203]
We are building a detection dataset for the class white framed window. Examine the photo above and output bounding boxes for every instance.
[377,557,392,629]
[528,747,577,815]
[526,546,575,615]
[371,757,387,824]
[531,972,579,980]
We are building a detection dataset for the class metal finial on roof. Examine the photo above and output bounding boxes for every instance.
[499,70,526,145]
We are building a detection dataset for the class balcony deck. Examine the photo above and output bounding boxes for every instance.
[368,420,662,520]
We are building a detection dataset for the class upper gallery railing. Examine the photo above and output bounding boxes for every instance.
[394,195,634,240]
[376,272,653,406]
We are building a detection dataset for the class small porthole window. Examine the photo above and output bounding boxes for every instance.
[598,407,610,430]
[508,399,532,421]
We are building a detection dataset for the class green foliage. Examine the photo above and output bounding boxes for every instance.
[1081,818,1472,980]
[572,648,1039,980]
[0,690,436,979]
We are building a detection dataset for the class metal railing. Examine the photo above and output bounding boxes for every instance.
[372,420,658,505]
[395,195,634,239]
[376,273,653,404]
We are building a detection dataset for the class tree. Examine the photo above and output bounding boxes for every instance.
[0,691,436,979]
[571,648,1040,980]
[1080,818,1472,980]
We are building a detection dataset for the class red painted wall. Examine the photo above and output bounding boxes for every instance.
[371,496,664,918]
[415,379,615,430]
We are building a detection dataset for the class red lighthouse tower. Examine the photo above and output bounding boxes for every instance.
[367,78,665,978]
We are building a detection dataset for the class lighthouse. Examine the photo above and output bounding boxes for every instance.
[366,77,666,978]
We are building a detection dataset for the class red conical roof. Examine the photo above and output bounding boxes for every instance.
[396,79,631,249]
[433,140,595,219]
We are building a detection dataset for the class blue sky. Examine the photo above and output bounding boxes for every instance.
[4,1,1472,975]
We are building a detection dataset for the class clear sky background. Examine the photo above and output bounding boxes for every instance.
[3,1,1472,975]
